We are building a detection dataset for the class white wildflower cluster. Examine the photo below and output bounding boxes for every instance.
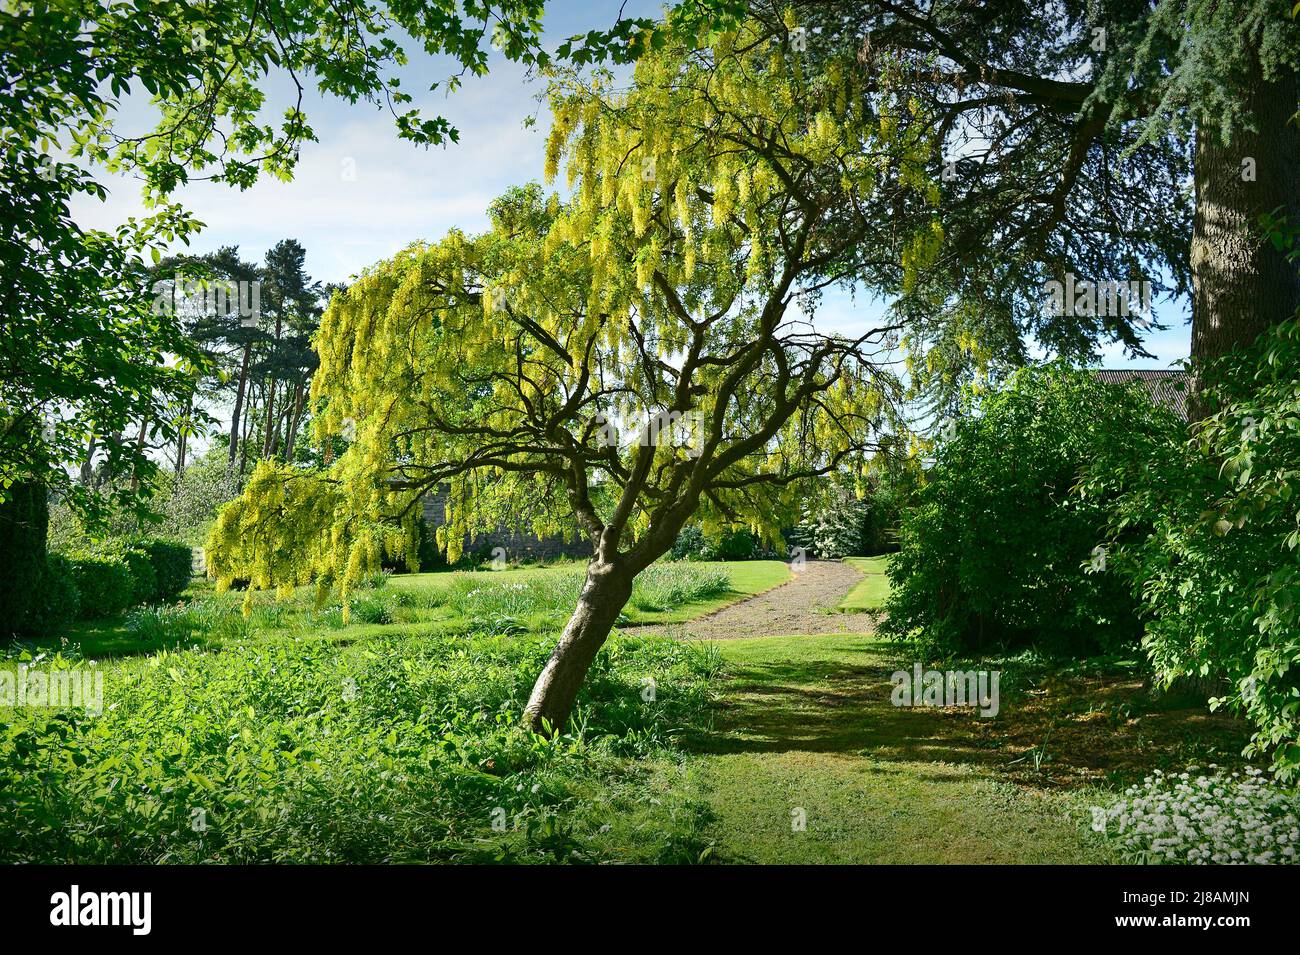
[1091,767,1300,865]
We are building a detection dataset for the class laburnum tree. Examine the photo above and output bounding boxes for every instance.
[0,0,742,634]
[207,15,934,731]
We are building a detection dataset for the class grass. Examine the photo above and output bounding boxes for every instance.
[838,555,892,612]
[30,560,788,661]
[3,557,1254,865]
[660,633,1254,864]
[673,634,1113,863]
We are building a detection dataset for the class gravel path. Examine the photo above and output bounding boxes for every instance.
[628,559,879,639]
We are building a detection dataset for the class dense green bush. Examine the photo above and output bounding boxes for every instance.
[1089,317,1300,780]
[119,547,158,606]
[670,525,763,561]
[65,552,136,618]
[882,365,1179,657]
[135,538,194,602]
[30,554,81,633]
[0,633,720,863]
[0,480,48,637]
[858,454,919,554]
[670,525,707,559]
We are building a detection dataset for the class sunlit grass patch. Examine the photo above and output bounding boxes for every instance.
[838,555,892,612]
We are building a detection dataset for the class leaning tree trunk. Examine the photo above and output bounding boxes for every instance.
[523,556,635,734]
[1189,58,1300,417]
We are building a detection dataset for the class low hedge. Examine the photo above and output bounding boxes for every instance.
[58,538,194,620]
[119,547,158,606]
[133,538,193,602]
[65,552,136,619]
[33,554,81,631]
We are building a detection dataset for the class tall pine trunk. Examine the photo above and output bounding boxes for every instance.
[228,340,253,467]
[1189,59,1300,414]
[262,380,276,457]
[283,380,306,460]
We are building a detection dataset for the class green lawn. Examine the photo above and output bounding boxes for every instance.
[35,559,790,661]
[7,564,1244,864]
[838,555,892,612]
[678,634,1111,863]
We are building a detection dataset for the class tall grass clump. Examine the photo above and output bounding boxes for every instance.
[629,563,730,612]
[428,563,733,634]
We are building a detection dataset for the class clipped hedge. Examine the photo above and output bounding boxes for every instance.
[52,538,193,622]
[133,538,193,602]
[119,547,158,606]
[66,552,136,619]
[670,526,765,561]
[32,554,81,632]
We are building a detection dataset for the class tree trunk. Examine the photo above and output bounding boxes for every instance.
[283,380,306,460]
[1189,59,1300,415]
[175,388,193,475]
[239,386,254,476]
[524,556,635,734]
[228,340,253,467]
[129,415,149,493]
[78,436,96,487]
[262,380,276,458]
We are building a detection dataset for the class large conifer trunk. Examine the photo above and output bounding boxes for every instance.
[524,556,635,734]
[1189,59,1300,412]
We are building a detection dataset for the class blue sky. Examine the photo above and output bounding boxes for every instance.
[71,0,1191,371]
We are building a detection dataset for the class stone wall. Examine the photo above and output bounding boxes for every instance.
[421,487,593,561]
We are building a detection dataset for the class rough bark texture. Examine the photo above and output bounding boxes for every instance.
[523,556,634,734]
[1190,60,1300,416]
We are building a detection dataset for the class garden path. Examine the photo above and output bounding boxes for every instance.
[628,559,877,639]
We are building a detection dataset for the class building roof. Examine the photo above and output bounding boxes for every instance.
[1091,369,1189,420]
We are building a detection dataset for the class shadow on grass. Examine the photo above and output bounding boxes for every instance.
[685,651,987,763]
[13,618,214,661]
[684,637,1254,789]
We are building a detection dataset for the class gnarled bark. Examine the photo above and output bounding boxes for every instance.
[523,555,634,734]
